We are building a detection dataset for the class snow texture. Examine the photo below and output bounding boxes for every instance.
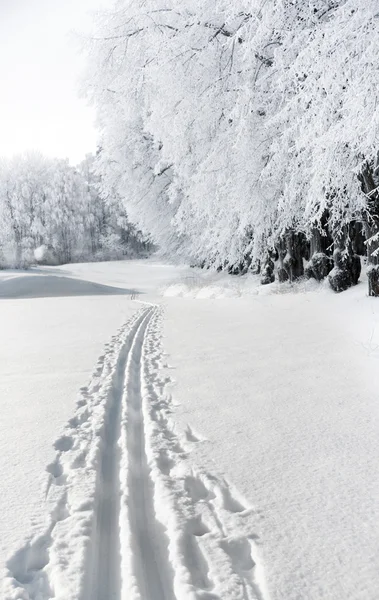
[2,300,266,599]
[2,259,379,599]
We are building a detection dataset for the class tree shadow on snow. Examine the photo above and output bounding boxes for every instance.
[0,275,140,299]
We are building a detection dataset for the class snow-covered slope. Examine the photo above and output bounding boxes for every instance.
[2,260,379,599]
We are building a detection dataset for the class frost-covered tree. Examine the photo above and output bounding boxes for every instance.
[0,152,148,268]
[83,0,379,294]
[0,153,50,265]
[262,0,378,290]
[83,1,265,265]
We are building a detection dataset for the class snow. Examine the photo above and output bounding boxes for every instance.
[2,259,379,599]
[162,272,379,599]
[0,292,135,585]
[0,274,135,298]
[33,246,48,263]
[163,269,323,299]
[0,260,182,594]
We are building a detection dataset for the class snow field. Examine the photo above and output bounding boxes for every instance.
[3,259,379,600]
[3,307,149,599]
[4,301,267,599]
[162,282,379,600]
[137,309,269,600]
[0,260,185,592]
[0,291,138,582]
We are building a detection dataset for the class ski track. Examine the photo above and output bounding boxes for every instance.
[3,304,269,600]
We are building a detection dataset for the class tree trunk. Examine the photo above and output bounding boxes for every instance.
[358,159,379,296]
[328,225,361,292]
[228,252,252,276]
[349,221,366,257]
[260,250,275,284]
[305,228,333,281]
[250,259,261,275]
[277,237,289,282]
[282,230,304,282]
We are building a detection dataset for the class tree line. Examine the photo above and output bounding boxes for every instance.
[83,0,379,295]
[0,152,149,268]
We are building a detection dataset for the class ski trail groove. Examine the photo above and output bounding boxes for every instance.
[119,306,176,600]
[89,345,123,600]
[88,308,156,600]
[4,304,270,600]
[4,307,153,600]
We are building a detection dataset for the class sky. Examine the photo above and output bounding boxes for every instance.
[0,0,106,165]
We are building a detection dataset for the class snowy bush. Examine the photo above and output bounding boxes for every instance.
[305,253,333,283]
[34,245,59,265]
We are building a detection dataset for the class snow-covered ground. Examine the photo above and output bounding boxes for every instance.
[0,260,184,597]
[2,259,379,599]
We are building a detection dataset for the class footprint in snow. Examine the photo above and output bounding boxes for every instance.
[187,515,210,537]
[156,449,175,475]
[46,460,64,479]
[6,527,54,588]
[76,397,87,408]
[220,538,255,572]
[54,435,74,452]
[68,408,89,429]
[181,533,213,591]
[184,425,202,443]
[71,449,87,469]
[184,475,212,502]
[216,482,247,514]
[51,491,70,523]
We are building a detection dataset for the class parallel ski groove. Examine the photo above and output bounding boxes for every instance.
[90,308,153,600]
[119,306,175,600]
[4,303,269,600]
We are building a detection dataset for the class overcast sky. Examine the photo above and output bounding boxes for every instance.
[0,0,105,164]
